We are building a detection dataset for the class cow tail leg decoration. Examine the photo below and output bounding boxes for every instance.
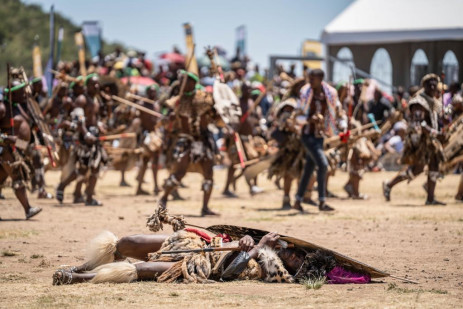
[85,231,120,271]
[146,204,186,232]
[90,261,137,284]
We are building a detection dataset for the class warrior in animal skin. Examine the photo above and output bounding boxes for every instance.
[56,74,108,206]
[154,70,223,221]
[51,216,376,286]
[0,80,42,219]
[383,74,446,205]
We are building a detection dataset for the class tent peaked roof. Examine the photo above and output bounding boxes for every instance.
[322,0,463,44]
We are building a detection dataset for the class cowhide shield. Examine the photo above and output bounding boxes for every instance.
[205,224,389,279]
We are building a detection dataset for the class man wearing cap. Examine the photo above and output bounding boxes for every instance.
[292,69,337,212]
[0,80,42,219]
[156,70,221,219]
[383,74,446,205]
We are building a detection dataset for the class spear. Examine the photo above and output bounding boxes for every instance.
[98,132,137,141]
[6,64,15,151]
[159,243,294,255]
[126,92,157,106]
[112,95,163,118]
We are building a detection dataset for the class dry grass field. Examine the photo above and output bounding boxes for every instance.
[1,168,462,308]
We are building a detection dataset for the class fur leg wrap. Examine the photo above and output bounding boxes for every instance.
[257,246,294,283]
[12,179,26,190]
[146,204,186,232]
[164,175,180,190]
[86,231,119,271]
[35,168,44,182]
[201,180,213,193]
[428,171,440,182]
[90,261,137,284]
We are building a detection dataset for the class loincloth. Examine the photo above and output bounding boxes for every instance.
[268,133,304,179]
[401,131,444,166]
[172,132,216,164]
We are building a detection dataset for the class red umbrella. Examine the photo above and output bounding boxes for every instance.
[120,76,156,86]
[120,76,157,95]
[159,52,185,64]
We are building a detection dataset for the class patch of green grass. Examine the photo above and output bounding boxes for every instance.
[300,276,326,290]
[0,229,38,239]
[36,295,56,306]
[38,259,50,268]
[0,273,27,282]
[387,283,447,294]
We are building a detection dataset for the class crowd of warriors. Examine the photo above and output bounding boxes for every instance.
[1,46,463,222]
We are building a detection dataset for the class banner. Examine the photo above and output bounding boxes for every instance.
[44,5,55,96]
[301,40,322,69]
[236,25,246,59]
[82,21,102,59]
[183,23,198,75]
[32,44,43,78]
[74,31,87,76]
[56,27,64,64]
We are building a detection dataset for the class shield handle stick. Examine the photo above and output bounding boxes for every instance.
[178,44,196,98]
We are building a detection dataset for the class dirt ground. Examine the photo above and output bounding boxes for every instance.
[0,167,462,308]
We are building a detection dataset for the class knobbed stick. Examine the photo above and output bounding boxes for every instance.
[126,92,157,105]
[159,244,294,255]
[98,132,136,141]
[112,95,163,118]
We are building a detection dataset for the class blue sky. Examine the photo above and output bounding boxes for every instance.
[24,0,353,69]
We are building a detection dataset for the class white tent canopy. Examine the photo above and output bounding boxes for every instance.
[321,0,463,44]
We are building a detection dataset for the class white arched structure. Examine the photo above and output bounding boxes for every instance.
[333,47,355,84]
[370,48,393,94]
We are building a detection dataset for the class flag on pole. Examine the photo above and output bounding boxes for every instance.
[44,5,55,96]
[82,21,102,59]
[301,40,322,69]
[183,23,198,75]
[74,31,87,76]
[32,43,43,78]
[236,25,246,59]
[56,26,64,64]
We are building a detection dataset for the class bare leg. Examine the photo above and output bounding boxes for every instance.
[151,151,160,195]
[223,165,238,197]
[383,164,424,201]
[282,174,292,209]
[201,159,218,216]
[160,154,189,206]
[120,169,131,187]
[0,154,41,219]
[55,261,174,284]
[456,174,463,201]
[73,234,169,273]
[136,156,150,195]
[73,178,85,203]
[85,167,102,206]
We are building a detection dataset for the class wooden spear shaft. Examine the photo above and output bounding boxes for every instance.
[112,95,163,118]
[126,93,157,105]
[159,244,293,255]
[98,132,137,141]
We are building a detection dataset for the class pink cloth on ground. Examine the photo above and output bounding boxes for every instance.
[326,266,371,284]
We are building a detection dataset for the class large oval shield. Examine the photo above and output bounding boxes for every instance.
[213,79,242,129]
